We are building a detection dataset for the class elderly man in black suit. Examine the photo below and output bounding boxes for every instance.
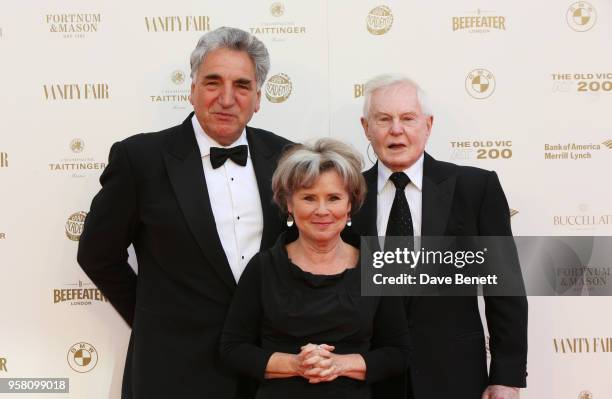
[350,74,527,399]
[77,27,291,399]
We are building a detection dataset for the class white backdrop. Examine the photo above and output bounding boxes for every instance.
[1,1,611,398]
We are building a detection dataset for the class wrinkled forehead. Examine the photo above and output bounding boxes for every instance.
[370,83,421,112]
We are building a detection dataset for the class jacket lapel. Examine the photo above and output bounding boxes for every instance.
[421,153,456,236]
[162,114,236,290]
[246,127,280,250]
[353,163,379,237]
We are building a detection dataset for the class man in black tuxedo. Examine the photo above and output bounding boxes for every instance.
[77,27,291,399]
[350,74,527,399]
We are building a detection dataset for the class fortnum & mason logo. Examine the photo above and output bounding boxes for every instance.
[66,211,87,241]
[452,8,506,33]
[67,342,98,373]
[367,6,393,35]
[566,2,597,32]
[144,16,210,32]
[265,73,292,103]
[45,13,101,39]
[465,69,495,99]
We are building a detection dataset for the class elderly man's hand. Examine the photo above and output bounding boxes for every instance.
[481,385,520,399]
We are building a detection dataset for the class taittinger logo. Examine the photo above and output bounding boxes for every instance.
[144,16,210,32]
[265,73,292,103]
[67,342,98,373]
[367,6,393,35]
[566,2,597,32]
[465,69,495,99]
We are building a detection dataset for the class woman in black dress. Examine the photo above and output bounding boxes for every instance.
[220,139,410,399]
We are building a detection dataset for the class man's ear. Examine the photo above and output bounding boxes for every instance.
[361,117,370,139]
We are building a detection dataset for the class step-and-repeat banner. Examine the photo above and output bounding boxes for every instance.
[1,1,611,398]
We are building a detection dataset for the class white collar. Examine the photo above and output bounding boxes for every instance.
[191,114,249,158]
[377,153,424,194]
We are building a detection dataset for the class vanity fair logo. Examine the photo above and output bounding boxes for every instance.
[150,70,190,110]
[54,280,108,306]
[45,13,101,39]
[566,2,597,32]
[43,83,109,100]
[49,139,106,178]
[554,338,612,353]
[265,73,292,103]
[144,16,210,32]
[465,69,495,99]
[67,342,98,373]
[450,139,512,161]
[452,8,506,33]
[249,2,306,41]
[367,6,393,35]
[66,211,87,241]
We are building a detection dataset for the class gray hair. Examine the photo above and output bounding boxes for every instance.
[272,138,366,215]
[190,27,270,89]
[362,73,433,119]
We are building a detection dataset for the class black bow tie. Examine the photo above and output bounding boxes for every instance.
[210,145,248,169]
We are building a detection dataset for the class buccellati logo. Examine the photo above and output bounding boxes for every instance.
[465,68,496,99]
[367,6,393,35]
[578,390,593,399]
[566,2,597,32]
[66,211,87,241]
[70,138,84,153]
[265,73,292,103]
[270,2,285,17]
[67,342,98,373]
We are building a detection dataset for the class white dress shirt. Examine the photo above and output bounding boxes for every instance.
[376,154,424,237]
[192,115,263,282]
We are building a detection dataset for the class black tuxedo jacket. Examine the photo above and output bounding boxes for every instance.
[351,153,527,399]
[77,114,291,399]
